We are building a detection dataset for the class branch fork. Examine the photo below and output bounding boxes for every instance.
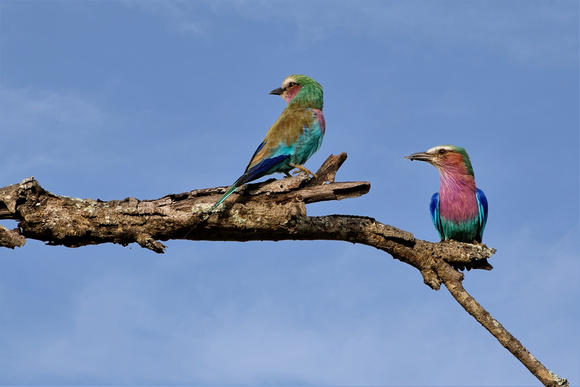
[0,153,567,386]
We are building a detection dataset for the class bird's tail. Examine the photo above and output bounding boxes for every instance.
[209,155,289,212]
[209,184,240,212]
[209,171,255,212]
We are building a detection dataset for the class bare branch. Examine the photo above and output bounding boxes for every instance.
[0,153,568,386]
[437,263,569,387]
[0,225,26,249]
[0,154,489,275]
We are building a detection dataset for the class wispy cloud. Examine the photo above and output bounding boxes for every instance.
[0,86,105,182]
[128,1,578,66]
[1,86,103,132]
[122,0,210,36]
[5,274,405,384]
[8,238,575,385]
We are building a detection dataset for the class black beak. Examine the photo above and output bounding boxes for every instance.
[405,151,432,162]
[269,87,284,95]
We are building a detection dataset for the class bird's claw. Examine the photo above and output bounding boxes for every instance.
[289,163,317,178]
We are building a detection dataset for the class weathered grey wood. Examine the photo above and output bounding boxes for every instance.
[0,153,568,387]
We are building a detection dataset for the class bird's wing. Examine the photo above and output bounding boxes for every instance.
[246,108,315,168]
[475,188,488,241]
[267,108,315,145]
[430,192,444,240]
[237,151,290,186]
[209,149,289,212]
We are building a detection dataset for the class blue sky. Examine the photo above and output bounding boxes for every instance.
[0,1,578,385]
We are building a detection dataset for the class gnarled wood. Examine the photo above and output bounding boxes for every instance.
[0,153,568,387]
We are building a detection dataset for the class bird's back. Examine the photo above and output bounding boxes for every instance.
[246,106,324,173]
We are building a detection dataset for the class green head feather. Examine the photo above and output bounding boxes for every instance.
[286,74,324,110]
[442,145,474,176]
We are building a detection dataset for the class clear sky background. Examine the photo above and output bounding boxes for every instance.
[1,1,578,386]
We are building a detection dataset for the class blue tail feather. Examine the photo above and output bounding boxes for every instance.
[210,154,290,212]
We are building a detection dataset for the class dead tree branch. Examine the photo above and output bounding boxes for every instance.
[437,265,568,387]
[0,153,567,387]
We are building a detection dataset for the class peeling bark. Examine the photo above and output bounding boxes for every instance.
[0,153,568,387]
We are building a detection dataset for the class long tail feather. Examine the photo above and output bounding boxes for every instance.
[210,155,290,212]
[209,183,240,212]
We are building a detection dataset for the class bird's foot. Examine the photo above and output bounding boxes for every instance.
[289,164,317,178]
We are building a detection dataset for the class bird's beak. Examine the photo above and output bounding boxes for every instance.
[405,151,433,163]
[269,87,284,95]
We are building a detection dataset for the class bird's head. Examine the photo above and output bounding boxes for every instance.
[406,145,474,176]
[270,74,323,110]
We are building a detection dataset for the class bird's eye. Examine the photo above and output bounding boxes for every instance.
[438,149,447,155]
[288,82,297,88]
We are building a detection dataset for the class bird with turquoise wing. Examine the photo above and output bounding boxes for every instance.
[406,145,488,244]
[210,74,325,212]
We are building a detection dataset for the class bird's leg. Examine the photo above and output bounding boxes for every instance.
[283,171,292,177]
[289,163,317,178]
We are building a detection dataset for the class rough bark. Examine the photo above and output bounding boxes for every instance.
[0,153,568,387]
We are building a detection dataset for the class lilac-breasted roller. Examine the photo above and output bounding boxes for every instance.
[406,145,488,243]
[210,74,325,211]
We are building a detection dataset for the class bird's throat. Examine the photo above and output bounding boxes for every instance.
[439,171,478,222]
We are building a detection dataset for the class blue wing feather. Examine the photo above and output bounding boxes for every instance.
[429,192,444,240]
[475,188,488,242]
[244,141,266,172]
[209,154,290,212]
[238,154,290,186]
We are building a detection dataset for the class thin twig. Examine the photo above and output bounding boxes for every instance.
[437,262,569,387]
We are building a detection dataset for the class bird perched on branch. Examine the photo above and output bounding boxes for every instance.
[210,74,325,212]
[406,145,488,244]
